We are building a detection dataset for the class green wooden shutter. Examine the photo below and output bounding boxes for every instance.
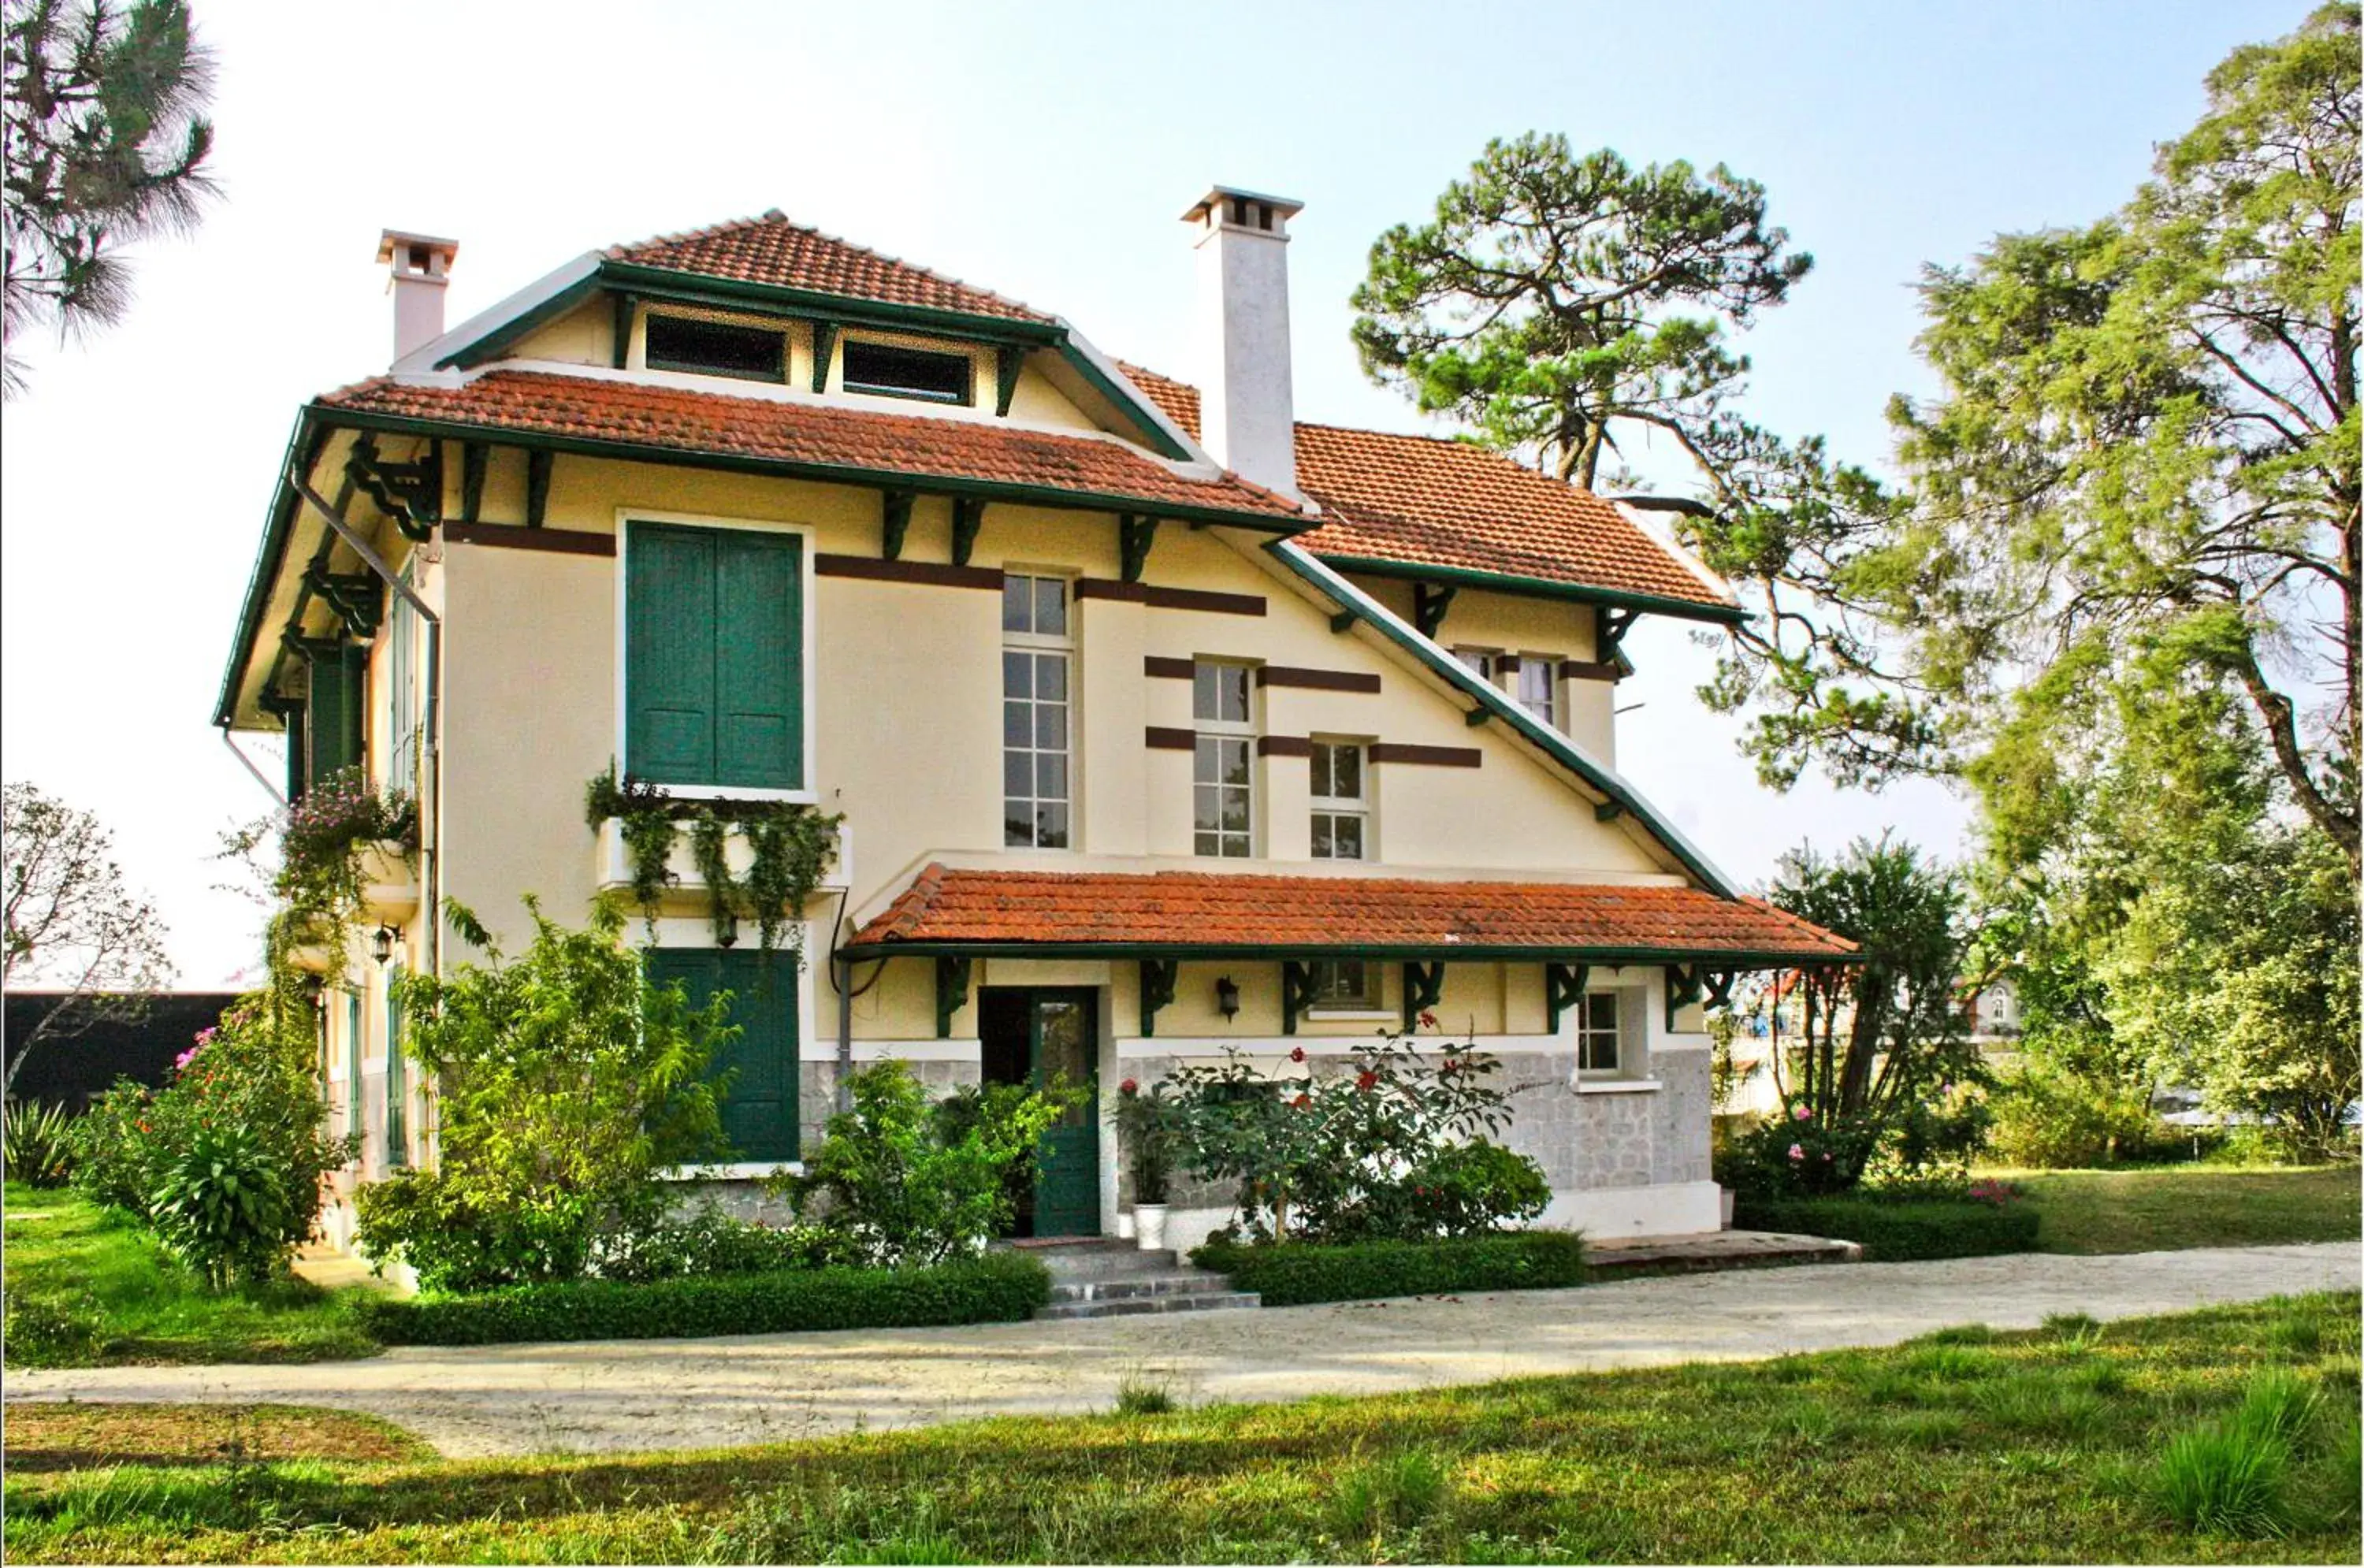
[714,531,803,790]
[344,991,362,1145]
[385,972,408,1169]
[284,708,310,802]
[627,522,802,790]
[626,524,719,783]
[307,644,366,786]
[644,947,799,1162]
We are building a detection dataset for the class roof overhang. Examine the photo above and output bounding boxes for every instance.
[1314,552,1748,627]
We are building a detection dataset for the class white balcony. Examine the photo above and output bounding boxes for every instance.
[593,816,853,908]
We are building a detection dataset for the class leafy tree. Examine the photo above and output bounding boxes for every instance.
[1351,132,1811,489]
[2,0,216,394]
[3,780,173,1094]
[1689,3,2361,861]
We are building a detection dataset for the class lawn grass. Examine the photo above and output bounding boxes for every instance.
[2,1183,382,1369]
[3,1404,433,1473]
[7,1292,2357,1563]
[2004,1165,2361,1255]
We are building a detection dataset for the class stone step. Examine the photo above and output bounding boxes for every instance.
[1047,1273,1232,1304]
[1035,1247,1184,1282]
[1034,1290,1262,1321]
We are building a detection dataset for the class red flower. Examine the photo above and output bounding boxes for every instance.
[1118,1078,1139,1096]
[1292,1093,1310,1109]
[1288,1046,1307,1063]
[1418,1011,1438,1029]
[1355,1071,1378,1092]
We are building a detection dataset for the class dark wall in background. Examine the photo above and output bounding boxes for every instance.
[5,993,242,1108]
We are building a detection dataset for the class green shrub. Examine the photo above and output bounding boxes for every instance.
[1985,1065,2158,1168]
[2156,1418,2291,1537]
[355,1251,1050,1347]
[2,1099,76,1187]
[145,1124,298,1290]
[354,897,737,1291]
[782,1061,1075,1267]
[1192,1232,1586,1306]
[1734,1195,2040,1260]
[1400,1139,1551,1237]
[593,1206,854,1283]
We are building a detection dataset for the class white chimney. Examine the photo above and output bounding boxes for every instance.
[1183,186,1303,498]
[376,229,459,365]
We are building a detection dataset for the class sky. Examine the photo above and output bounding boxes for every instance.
[0,0,2310,987]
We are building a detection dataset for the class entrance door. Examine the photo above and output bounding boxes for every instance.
[979,987,1100,1237]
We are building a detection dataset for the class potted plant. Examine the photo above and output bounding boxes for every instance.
[1113,1078,1176,1250]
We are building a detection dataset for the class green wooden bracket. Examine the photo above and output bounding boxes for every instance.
[1597,606,1639,661]
[525,448,553,528]
[1414,581,1456,638]
[810,321,838,393]
[881,490,915,560]
[281,632,353,666]
[1545,961,1591,1034]
[460,441,489,522]
[1663,963,1704,1032]
[344,435,440,540]
[1119,515,1158,583]
[1280,960,1319,1037]
[1139,958,1178,1038]
[1465,706,1493,727]
[303,567,383,641]
[950,496,985,567]
[1402,960,1444,1029]
[1594,801,1624,823]
[994,344,1026,416]
[611,292,637,369]
[935,955,972,1039]
[1329,609,1357,634]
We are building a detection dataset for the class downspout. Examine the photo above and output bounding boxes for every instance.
[285,463,445,1001]
[218,726,287,807]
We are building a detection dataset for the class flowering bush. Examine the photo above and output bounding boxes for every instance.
[1165,1031,1542,1242]
[277,767,417,914]
[70,997,354,1287]
[1712,1102,1881,1198]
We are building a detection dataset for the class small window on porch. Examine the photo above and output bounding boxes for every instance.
[1578,991,1621,1072]
[1308,959,1378,1010]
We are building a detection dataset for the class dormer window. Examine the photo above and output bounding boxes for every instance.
[841,340,972,405]
[645,314,786,383]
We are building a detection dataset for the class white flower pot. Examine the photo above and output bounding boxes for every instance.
[1134,1204,1169,1251]
[1719,1186,1737,1230]
[1114,1209,1136,1240]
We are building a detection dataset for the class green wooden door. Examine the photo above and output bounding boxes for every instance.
[1028,991,1098,1236]
[644,947,799,1162]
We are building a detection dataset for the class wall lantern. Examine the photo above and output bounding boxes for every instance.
[1214,975,1240,1020]
[370,925,401,966]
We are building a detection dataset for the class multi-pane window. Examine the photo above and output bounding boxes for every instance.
[1193,661,1254,858]
[1310,740,1367,861]
[1309,959,1377,1009]
[1517,655,1560,730]
[1004,574,1072,849]
[1578,992,1622,1072]
[385,578,422,795]
[1453,646,1500,682]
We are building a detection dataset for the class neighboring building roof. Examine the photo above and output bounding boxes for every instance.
[315,370,1306,527]
[607,211,1056,325]
[4,992,241,1106]
[1113,361,1738,619]
[847,864,1856,962]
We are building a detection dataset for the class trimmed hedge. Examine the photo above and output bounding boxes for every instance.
[1192,1232,1587,1306]
[1734,1196,2040,1261]
[355,1252,1050,1347]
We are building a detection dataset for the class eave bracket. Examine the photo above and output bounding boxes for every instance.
[1402,960,1444,1030]
[935,955,972,1039]
[1139,957,1178,1038]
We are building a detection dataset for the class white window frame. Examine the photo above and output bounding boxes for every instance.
[1002,570,1076,850]
[1574,989,1646,1078]
[1193,659,1257,859]
[1517,652,1562,731]
[1452,646,1502,684]
[611,507,820,805]
[1308,738,1370,862]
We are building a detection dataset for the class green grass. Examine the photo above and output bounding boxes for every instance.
[7,1292,2358,1563]
[2,1183,382,1369]
[2002,1165,2361,1255]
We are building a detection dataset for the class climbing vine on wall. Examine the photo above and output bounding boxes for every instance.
[583,764,841,956]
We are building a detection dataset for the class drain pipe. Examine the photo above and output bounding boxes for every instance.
[219,727,287,807]
[285,462,444,994]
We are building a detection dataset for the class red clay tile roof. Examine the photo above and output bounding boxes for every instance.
[1111,362,1730,611]
[317,370,1304,525]
[849,866,1855,960]
[608,213,1054,325]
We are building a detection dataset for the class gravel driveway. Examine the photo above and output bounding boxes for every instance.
[8,1242,2355,1458]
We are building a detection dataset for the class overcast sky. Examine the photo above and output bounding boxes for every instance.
[0,0,2306,987]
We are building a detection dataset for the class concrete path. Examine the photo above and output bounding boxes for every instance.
[9,1242,2355,1459]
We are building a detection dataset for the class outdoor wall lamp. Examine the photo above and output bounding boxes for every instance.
[1214,975,1240,1020]
[370,925,401,966]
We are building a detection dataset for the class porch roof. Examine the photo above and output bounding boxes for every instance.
[843,865,1857,965]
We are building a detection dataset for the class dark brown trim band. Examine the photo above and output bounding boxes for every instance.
[443,521,615,557]
[1258,734,1314,757]
[1144,726,1197,751]
[1496,653,1524,673]
[1370,741,1483,768]
[1143,655,1195,680]
[816,554,1005,590]
[1258,665,1381,694]
[1559,659,1622,682]
[1077,578,1266,616]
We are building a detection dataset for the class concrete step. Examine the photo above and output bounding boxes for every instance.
[1047,1273,1232,1304]
[1034,1290,1262,1321]
[1033,1247,1185,1282]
